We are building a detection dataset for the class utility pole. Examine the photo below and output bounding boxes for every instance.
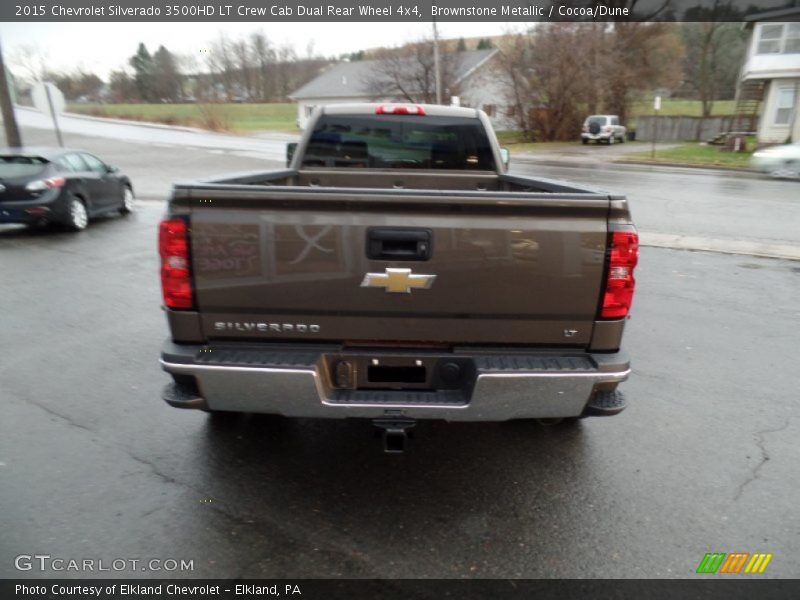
[432,12,442,105]
[0,40,22,147]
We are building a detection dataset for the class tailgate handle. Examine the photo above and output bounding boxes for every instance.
[367,228,432,261]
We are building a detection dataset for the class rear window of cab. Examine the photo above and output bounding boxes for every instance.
[302,114,497,171]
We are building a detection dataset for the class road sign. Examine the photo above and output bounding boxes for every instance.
[31,82,65,114]
[30,81,64,146]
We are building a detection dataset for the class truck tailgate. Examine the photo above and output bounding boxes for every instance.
[184,186,610,347]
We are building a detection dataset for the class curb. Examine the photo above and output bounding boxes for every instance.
[509,155,767,180]
[615,158,756,174]
[15,105,206,134]
[639,232,800,262]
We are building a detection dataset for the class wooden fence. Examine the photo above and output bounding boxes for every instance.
[634,116,754,142]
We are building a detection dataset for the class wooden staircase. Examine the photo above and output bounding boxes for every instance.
[731,79,766,132]
[708,79,766,144]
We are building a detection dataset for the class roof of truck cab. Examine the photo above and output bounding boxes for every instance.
[320,103,481,118]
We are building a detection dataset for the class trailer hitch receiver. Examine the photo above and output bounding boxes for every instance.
[373,418,416,454]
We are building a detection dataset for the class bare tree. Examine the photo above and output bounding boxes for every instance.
[250,31,275,101]
[11,44,49,82]
[364,39,461,104]
[497,25,597,140]
[495,31,536,135]
[50,68,104,102]
[498,22,684,140]
[231,39,253,100]
[679,1,745,117]
[205,34,237,101]
[108,70,137,103]
[273,45,297,100]
[603,22,685,123]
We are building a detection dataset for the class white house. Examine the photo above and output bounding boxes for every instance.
[289,49,516,130]
[740,8,800,143]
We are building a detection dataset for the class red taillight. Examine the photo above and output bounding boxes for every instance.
[25,177,66,192]
[376,104,426,116]
[159,218,193,309]
[600,228,639,319]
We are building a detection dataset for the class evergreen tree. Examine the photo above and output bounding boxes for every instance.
[153,45,181,102]
[129,43,154,101]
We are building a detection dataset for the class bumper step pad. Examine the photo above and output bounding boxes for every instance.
[162,380,208,410]
[583,389,627,416]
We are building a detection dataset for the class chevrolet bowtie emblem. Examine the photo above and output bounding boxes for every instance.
[360,268,436,294]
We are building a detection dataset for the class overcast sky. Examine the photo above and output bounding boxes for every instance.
[0,22,519,80]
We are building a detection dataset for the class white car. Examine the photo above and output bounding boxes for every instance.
[750,142,800,179]
[581,115,626,145]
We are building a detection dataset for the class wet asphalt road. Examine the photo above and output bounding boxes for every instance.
[1,123,800,579]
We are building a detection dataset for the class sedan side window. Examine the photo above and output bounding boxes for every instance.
[63,153,89,172]
[53,157,75,172]
[611,117,619,126]
[81,153,108,175]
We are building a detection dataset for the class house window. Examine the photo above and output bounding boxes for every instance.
[758,24,782,54]
[774,87,796,126]
[483,104,497,117]
[787,23,800,53]
[757,23,800,54]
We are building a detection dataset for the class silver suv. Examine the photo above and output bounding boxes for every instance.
[582,115,626,145]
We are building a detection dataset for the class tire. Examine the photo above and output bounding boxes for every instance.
[66,196,88,231]
[120,186,135,215]
[582,138,589,145]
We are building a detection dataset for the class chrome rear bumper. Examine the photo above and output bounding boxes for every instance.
[160,341,630,421]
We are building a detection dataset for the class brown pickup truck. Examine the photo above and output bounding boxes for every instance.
[159,103,638,451]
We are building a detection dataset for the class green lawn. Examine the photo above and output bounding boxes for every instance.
[630,98,736,119]
[66,103,298,133]
[628,98,736,129]
[622,141,755,169]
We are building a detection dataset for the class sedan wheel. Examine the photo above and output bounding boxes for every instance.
[120,186,135,214]
[67,197,88,231]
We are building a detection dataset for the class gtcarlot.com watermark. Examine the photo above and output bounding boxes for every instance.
[14,554,194,573]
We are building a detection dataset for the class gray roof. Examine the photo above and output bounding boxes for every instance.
[744,6,800,22]
[290,49,498,100]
